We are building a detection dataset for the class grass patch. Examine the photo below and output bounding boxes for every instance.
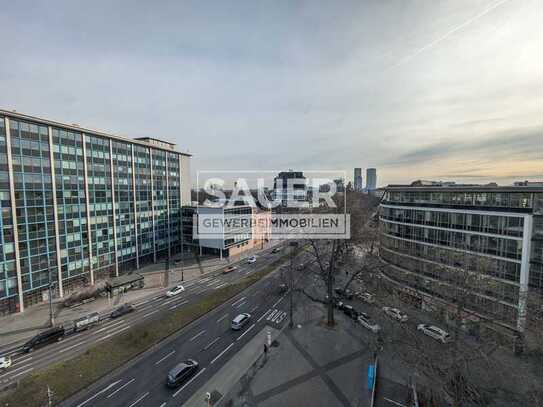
[0,257,288,407]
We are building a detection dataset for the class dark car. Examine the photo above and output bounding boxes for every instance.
[334,287,353,300]
[272,247,282,254]
[22,326,65,353]
[278,283,288,294]
[167,359,199,388]
[342,304,360,320]
[111,304,135,318]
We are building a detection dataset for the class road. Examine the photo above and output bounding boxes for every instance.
[65,248,313,407]
[0,243,300,392]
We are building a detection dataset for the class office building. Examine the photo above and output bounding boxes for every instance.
[366,168,377,191]
[0,110,191,315]
[379,182,543,333]
[354,168,363,192]
[271,170,307,208]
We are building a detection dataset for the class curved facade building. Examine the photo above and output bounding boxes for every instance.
[379,183,543,333]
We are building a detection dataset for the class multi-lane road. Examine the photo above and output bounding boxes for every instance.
[0,244,302,400]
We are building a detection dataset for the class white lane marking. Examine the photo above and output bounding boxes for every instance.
[106,378,135,398]
[217,314,228,323]
[266,309,278,321]
[59,340,88,354]
[0,363,36,380]
[11,367,33,378]
[155,350,176,365]
[237,324,256,341]
[203,337,221,350]
[143,309,159,318]
[173,368,206,397]
[210,343,235,364]
[231,297,246,307]
[169,299,189,310]
[98,325,131,341]
[76,380,122,407]
[190,330,206,342]
[235,301,247,309]
[272,295,285,308]
[163,297,179,306]
[215,283,228,289]
[159,403,167,407]
[12,354,32,365]
[251,305,259,312]
[257,309,271,323]
[96,320,125,333]
[200,277,212,283]
[127,391,149,407]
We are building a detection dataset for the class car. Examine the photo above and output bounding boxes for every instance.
[247,256,257,264]
[74,312,100,332]
[231,313,252,330]
[382,307,408,322]
[22,326,65,353]
[324,295,342,308]
[358,314,381,333]
[342,304,360,320]
[166,284,185,297]
[166,359,199,388]
[356,291,375,304]
[223,265,237,274]
[111,303,135,318]
[278,283,288,294]
[272,247,282,254]
[0,356,12,370]
[334,287,354,300]
[417,324,452,343]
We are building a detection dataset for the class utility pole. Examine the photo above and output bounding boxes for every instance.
[47,385,53,406]
[288,241,298,328]
[48,268,55,327]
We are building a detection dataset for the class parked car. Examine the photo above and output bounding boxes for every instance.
[358,314,381,333]
[417,324,452,344]
[166,359,199,388]
[0,356,12,370]
[111,303,135,318]
[166,284,185,297]
[382,307,408,322]
[247,256,257,264]
[74,312,100,332]
[231,313,251,330]
[272,247,282,254]
[278,283,289,294]
[334,287,354,300]
[356,291,375,304]
[22,326,65,353]
[223,265,237,274]
[342,304,360,320]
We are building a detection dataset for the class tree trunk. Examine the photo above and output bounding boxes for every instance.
[327,271,335,326]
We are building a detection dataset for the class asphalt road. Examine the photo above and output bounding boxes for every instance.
[65,249,313,407]
[0,243,299,392]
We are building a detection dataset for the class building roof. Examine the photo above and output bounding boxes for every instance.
[0,109,191,156]
[385,184,543,193]
[106,273,144,289]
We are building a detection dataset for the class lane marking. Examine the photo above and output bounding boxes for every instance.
[211,342,235,364]
[173,368,207,397]
[266,309,278,321]
[142,309,159,318]
[59,340,88,354]
[272,295,285,308]
[127,391,149,407]
[236,324,256,341]
[12,355,32,365]
[257,309,271,323]
[216,314,228,323]
[169,299,189,310]
[0,363,36,380]
[159,403,167,407]
[106,378,135,398]
[96,320,125,333]
[190,330,206,342]
[11,367,33,378]
[231,297,246,307]
[251,305,259,312]
[76,380,122,407]
[155,350,176,365]
[215,283,228,289]
[203,337,221,350]
[163,297,180,306]
[98,325,131,341]
[235,301,247,309]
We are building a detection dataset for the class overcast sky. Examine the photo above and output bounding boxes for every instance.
[1,0,542,187]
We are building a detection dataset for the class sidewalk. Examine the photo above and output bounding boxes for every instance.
[0,241,281,351]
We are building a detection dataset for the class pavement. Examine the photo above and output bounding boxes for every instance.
[0,242,279,354]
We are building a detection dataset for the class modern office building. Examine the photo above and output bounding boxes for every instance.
[271,170,307,208]
[379,182,543,334]
[0,110,191,315]
[354,168,363,192]
[366,168,377,191]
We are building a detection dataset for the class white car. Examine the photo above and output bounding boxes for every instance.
[382,307,408,322]
[356,291,375,304]
[417,324,452,344]
[357,314,381,333]
[231,313,252,330]
[0,356,12,370]
[166,285,185,297]
[247,256,257,264]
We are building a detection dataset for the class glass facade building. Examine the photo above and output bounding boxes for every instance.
[0,111,190,315]
[380,184,543,333]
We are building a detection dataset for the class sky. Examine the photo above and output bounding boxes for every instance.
[1,0,542,188]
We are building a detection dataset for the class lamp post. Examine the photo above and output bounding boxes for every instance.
[48,267,55,327]
[288,241,299,328]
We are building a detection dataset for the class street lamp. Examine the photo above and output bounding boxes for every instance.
[48,267,55,327]
[288,241,299,328]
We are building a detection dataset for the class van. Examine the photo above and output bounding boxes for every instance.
[74,312,100,332]
[231,313,251,330]
[22,327,65,353]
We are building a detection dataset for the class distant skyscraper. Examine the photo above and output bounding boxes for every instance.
[366,168,377,191]
[354,168,363,192]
